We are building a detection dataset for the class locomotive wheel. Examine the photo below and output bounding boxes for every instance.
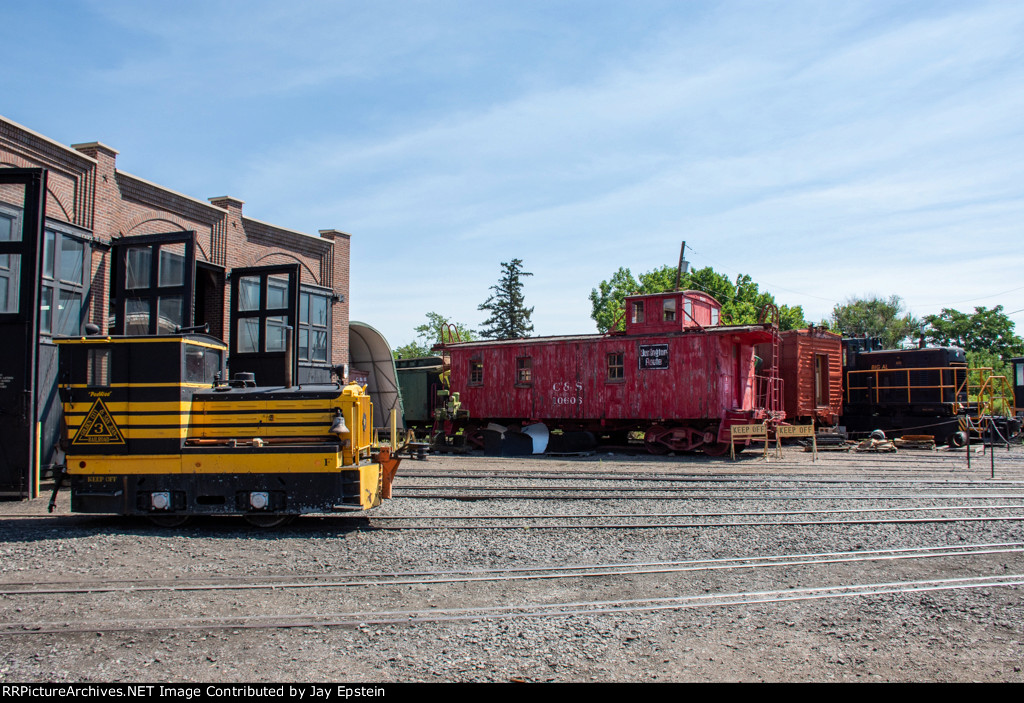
[947,431,967,448]
[245,514,296,528]
[149,515,190,528]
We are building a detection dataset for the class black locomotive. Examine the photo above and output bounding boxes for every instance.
[842,337,1020,446]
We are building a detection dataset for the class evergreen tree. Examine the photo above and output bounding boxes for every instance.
[478,259,534,339]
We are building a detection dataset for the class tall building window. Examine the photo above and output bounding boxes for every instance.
[41,225,89,337]
[0,206,22,314]
[298,289,330,363]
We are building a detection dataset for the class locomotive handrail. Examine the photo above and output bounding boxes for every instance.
[960,369,1016,418]
[845,366,968,405]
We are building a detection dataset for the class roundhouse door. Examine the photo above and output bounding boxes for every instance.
[228,264,300,387]
[0,168,46,497]
[111,231,197,335]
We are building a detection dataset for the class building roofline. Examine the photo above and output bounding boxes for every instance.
[117,170,229,216]
[0,114,98,168]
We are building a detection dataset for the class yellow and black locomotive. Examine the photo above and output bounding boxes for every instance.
[56,333,399,526]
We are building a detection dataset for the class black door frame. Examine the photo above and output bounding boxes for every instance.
[228,263,300,387]
[110,231,196,335]
[0,168,47,497]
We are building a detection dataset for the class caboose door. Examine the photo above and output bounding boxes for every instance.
[0,168,46,497]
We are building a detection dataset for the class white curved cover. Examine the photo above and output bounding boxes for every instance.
[522,423,549,454]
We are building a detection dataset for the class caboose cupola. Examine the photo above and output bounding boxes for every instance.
[623,290,722,335]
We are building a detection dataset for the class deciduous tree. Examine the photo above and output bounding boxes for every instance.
[830,295,919,349]
[923,305,1023,359]
[392,311,477,359]
[589,265,807,332]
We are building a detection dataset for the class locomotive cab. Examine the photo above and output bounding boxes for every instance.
[56,334,398,525]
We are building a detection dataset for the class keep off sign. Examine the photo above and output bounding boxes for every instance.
[730,423,766,437]
[777,425,815,437]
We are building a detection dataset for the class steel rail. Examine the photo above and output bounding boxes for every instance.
[368,504,1024,520]
[2,572,1021,635]
[10,499,1024,523]
[396,482,1024,492]
[359,515,1024,529]
[2,541,1019,592]
[2,545,1022,596]
[396,491,1024,501]
[398,471,1024,486]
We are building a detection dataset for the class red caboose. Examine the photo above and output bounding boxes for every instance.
[437,290,782,455]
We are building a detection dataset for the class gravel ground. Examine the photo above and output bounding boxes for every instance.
[0,444,1022,682]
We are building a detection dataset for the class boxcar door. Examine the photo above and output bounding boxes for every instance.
[0,168,46,497]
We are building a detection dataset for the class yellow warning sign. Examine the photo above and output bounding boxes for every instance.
[72,399,126,445]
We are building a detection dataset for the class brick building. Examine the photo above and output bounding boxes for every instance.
[0,115,360,494]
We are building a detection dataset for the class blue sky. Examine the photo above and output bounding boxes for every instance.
[3,0,1023,347]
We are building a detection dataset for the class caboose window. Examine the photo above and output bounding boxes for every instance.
[684,298,693,319]
[607,352,624,380]
[632,301,644,323]
[663,299,676,322]
[469,359,484,385]
[711,308,719,325]
[516,357,532,384]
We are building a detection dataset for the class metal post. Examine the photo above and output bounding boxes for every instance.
[989,421,995,479]
[966,422,971,470]
[390,408,398,452]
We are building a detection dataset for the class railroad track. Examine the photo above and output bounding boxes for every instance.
[2,542,1021,635]
[8,504,1024,527]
